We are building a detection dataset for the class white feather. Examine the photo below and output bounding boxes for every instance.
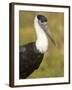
[34,16,48,53]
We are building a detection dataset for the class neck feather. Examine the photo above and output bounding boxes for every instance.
[34,17,48,53]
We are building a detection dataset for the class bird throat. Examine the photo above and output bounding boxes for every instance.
[34,18,48,53]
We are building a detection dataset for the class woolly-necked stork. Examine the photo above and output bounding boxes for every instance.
[19,15,56,79]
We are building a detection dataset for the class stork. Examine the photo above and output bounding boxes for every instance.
[19,15,56,79]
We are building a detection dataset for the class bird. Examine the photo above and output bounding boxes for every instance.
[19,14,56,79]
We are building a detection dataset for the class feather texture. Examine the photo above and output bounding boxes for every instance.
[19,42,44,79]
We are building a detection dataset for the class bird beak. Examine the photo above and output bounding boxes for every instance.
[46,29,56,46]
[43,23,56,46]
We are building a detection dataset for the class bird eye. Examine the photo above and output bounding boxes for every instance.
[41,19,47,23]
[41,20,44,23]
[40,20,47,24]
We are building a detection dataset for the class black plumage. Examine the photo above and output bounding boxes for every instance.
[37,15,47,22]
[19,42,44,79]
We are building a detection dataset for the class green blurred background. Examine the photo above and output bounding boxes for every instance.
[19,11,64,78]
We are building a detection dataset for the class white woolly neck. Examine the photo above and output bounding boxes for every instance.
[34,16,48,53]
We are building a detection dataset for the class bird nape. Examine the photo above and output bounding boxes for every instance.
[19,15,56,79]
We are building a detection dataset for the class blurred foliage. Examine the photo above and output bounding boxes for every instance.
[19,11,64,78]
